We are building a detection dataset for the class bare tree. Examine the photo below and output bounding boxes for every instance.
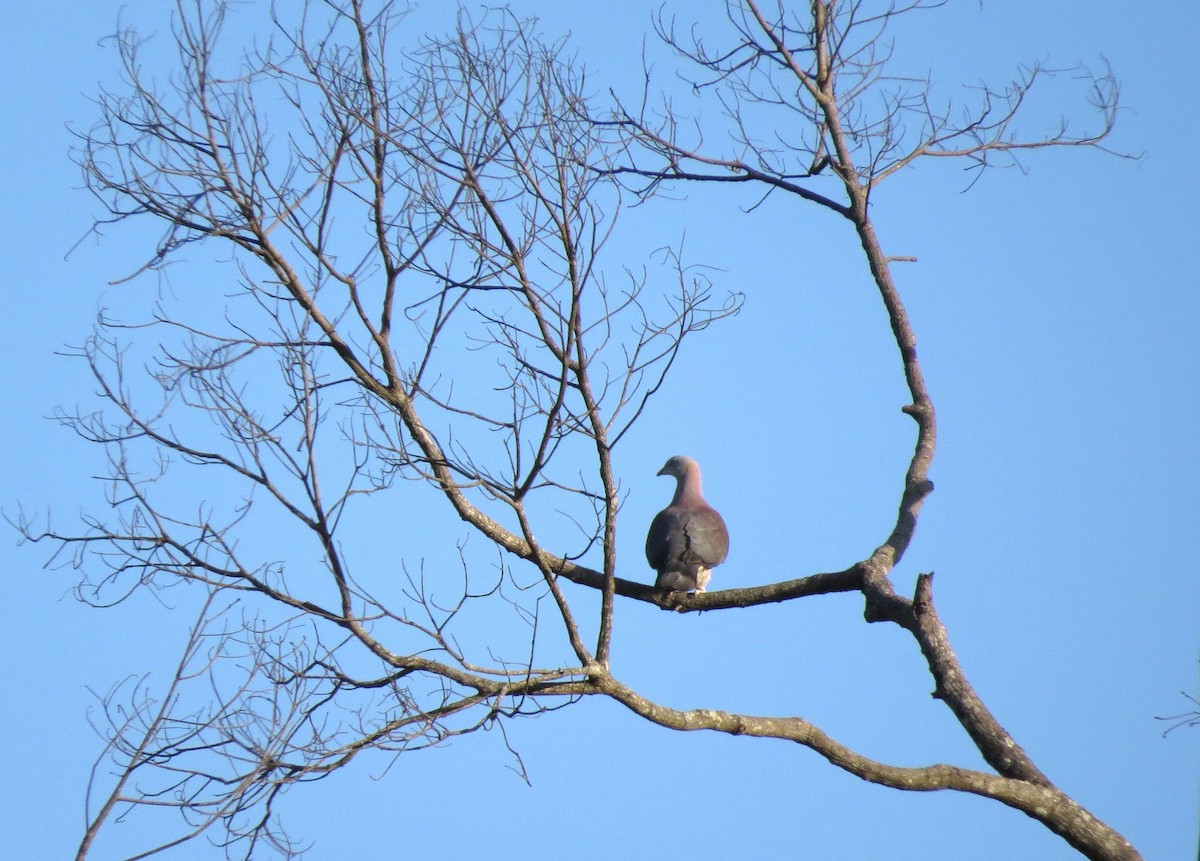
[18,0,1139,859]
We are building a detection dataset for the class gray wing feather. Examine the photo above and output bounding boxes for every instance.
[646,505,729,591]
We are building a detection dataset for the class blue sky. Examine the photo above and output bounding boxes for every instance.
[1,2,1197,859]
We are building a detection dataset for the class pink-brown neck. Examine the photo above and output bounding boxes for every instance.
[671,461,705,506]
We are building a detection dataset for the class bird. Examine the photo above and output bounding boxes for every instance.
[645,455,729,593]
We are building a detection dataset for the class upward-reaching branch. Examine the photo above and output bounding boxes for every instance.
[588,2,1136,859]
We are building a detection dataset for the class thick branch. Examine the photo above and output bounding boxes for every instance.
[592,668,1140,861]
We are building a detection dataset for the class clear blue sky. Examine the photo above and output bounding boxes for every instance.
[2,2,1197,859]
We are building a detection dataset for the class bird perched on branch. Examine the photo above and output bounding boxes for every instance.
[645,455,729,593]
